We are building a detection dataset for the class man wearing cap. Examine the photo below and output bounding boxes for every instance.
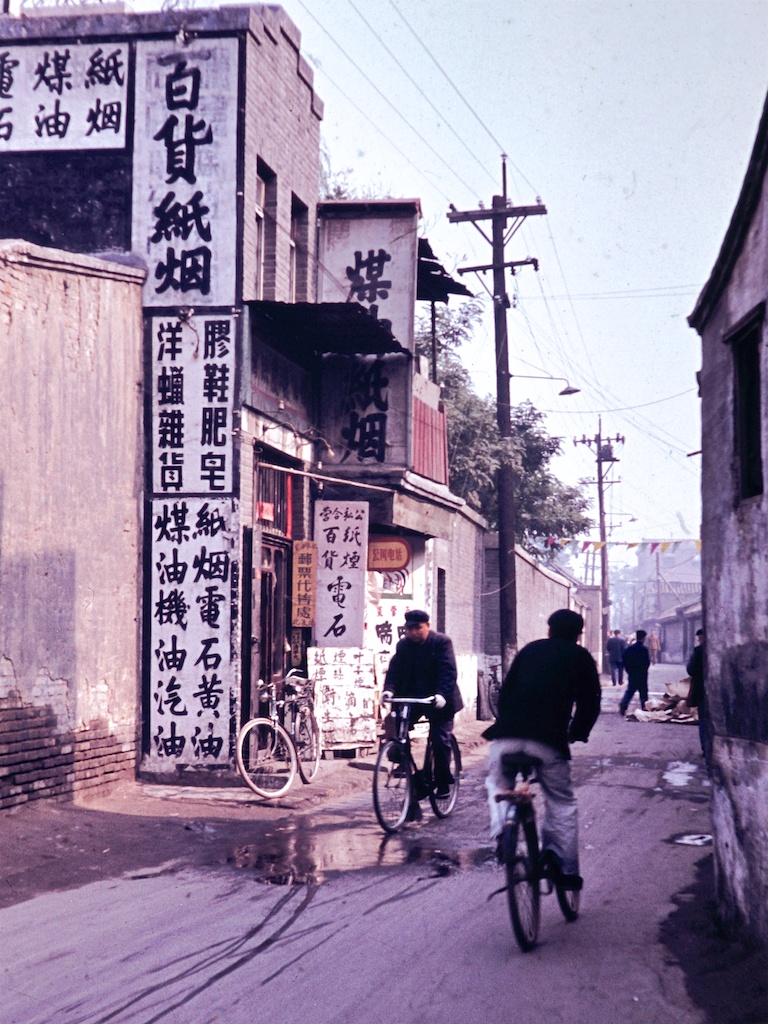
[483,608,601,890]
[382,610,463,798]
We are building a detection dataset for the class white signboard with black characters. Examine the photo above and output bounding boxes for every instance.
[0,42,128,151]
[314,500,369,648]
[150,313,236,497]
[132,38,239,308]
[148,495,237,766]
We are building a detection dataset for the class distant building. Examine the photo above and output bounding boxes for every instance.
[688,88,768,947]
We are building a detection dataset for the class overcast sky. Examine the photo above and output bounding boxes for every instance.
[276,0,768,561]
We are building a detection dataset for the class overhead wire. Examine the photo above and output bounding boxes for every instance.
[288,0,701,529]
[290,0,482,203]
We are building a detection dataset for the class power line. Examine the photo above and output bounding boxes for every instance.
[291,0,481,202]
[345,0,500,192]
[385,0,540,198]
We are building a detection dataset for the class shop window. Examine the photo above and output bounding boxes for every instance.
[256,463,292,537]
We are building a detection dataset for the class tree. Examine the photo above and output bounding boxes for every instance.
[415,300,592,553]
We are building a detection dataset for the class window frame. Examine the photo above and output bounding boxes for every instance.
[723,302,765,503]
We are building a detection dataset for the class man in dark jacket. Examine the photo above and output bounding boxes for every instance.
[483,609,601,888]
[619,629,651,716]
[686,628,709,759]
[606,629,627,686]
[383,609,463,797]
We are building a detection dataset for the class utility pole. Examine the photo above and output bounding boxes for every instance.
[575,418,625,662]
[448,157,546,674]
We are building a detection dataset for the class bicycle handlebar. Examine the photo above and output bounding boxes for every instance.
[383,696,437,706]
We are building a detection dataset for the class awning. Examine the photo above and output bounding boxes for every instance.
[249,300,408,356]
[417,238,473,304]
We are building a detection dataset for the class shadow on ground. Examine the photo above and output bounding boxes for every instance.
[660,854,768,1024]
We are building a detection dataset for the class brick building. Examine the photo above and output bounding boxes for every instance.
[0,3,580,801]
[0,4,497,795]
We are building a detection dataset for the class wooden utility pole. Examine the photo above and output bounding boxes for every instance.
[575,419,625,662]
[448,157,546,674]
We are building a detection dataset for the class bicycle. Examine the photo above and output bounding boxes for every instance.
[372,696,461,833]
[236,671,321,798]
[493,753,580,951]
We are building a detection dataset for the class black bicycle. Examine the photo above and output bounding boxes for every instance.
[494,753,580,951]
[236,672,321,798]
[373,696,461,833]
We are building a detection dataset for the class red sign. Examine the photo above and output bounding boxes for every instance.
[368,537,411,571]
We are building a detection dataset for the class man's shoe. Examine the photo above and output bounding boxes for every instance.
[435,786,451,799]
[559,873,584,891]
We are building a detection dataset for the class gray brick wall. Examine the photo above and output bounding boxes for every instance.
[241,12,322,304]
[0,696,135,810]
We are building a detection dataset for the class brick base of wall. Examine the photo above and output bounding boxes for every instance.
[0,694,135,810]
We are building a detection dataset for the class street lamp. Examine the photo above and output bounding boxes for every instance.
[509,373,581,396]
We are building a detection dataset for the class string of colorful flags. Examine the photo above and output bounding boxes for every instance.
[540,537,702,554]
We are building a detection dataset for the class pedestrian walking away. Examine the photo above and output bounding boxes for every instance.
[606,629,627,686]
[483,608,601,889]
[382,609,463,799]
[619,629,651,716]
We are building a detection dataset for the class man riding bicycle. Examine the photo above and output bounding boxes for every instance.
[483,608,601,890]
[382,609,463,798]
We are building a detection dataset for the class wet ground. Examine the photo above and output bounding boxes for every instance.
[2,673,767,1023]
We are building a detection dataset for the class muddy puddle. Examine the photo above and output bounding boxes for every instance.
[226,813,491,886]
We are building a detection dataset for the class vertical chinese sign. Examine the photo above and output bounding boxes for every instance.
[316,205,419,351]
[292,539,317,629]
[0,43,128,150]
[316,205,416,471]
[314,500,369,648]
[135,38,242,767]
[132,38,239,308]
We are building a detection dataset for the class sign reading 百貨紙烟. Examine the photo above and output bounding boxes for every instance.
[0,43,128,150]
[133,38,239,308]
[314,501,369,648]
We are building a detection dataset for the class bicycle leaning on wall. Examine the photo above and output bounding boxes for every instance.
[236,670,321,799]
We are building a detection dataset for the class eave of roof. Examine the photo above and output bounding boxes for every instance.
[249,300,408,356]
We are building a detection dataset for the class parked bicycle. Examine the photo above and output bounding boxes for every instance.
[372,696,461,833]
[493,752,580,951]
[236,670,321,799]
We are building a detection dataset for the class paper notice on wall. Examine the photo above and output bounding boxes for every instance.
[308,646,376,748]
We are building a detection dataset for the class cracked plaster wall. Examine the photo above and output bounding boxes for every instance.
[697,166,768,945]
[0,242,145,743]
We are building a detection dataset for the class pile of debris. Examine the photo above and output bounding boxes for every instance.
[628,677,699,724]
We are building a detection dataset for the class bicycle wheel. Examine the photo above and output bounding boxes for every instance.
[295,706,322,784]
[236,718,297,798]
[504,813,541,952]
[373,740,412,833]
[555,878,581,921]
[427,734,461,818]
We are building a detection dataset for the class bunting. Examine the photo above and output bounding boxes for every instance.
[542,536,702,555]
